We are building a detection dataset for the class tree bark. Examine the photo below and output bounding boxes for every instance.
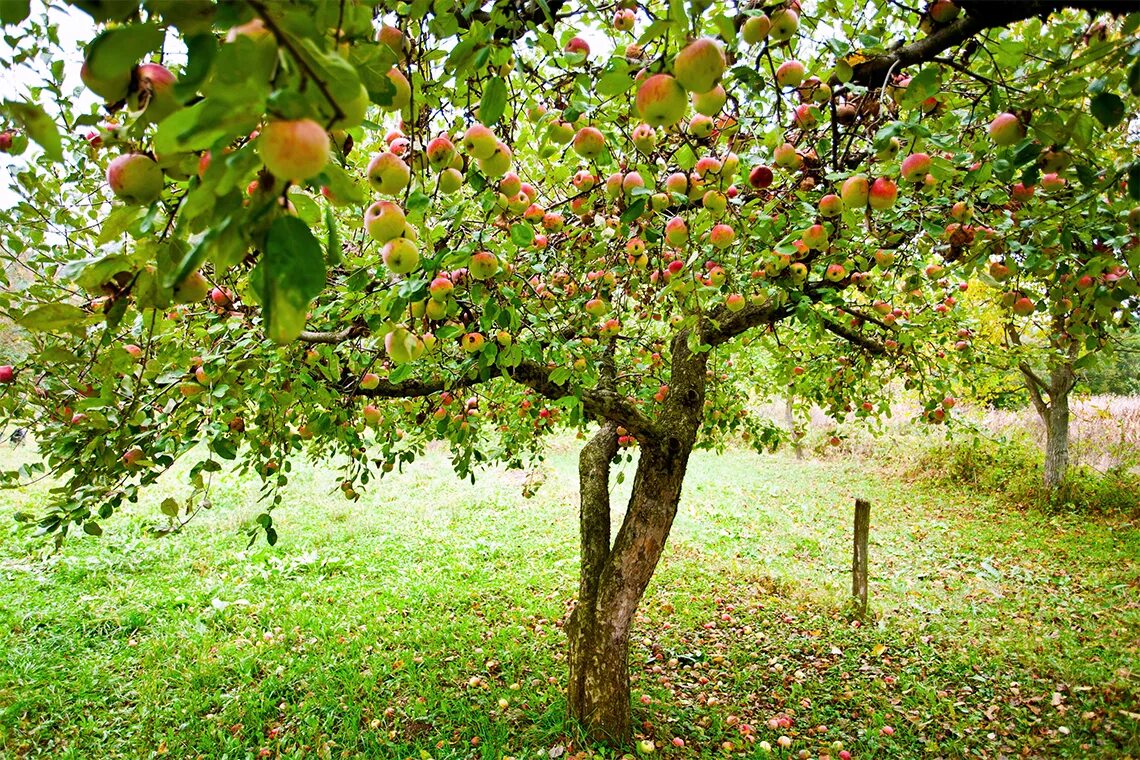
[567,330,707,743]
[784,396,803,460]
[1020,360,1075,490]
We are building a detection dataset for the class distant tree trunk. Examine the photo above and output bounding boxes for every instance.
[1020,360,1076,490]
[784,396,803,460]
[567,332,706,743]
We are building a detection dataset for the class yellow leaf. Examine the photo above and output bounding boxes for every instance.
[871,643,887,657]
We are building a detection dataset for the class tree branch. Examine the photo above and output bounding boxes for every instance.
[821,317,888,355]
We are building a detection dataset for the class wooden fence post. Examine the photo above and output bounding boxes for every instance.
[852,498,870,618]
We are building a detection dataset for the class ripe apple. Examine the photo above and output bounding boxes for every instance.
[386,326,424,364]
[173,270,210,303]
[900,152,931,182]
[364,200,406,242]
[469,251,500,280]
[585,298,608,317]
[1012,296,1035,315]
[0,131,14,152]
[841,175,869,209]
[792,104,816,129]
[726,293,745,312]
[377,24,406,60]
[367,151,411,195]
[209,287,233,308]
[989,261,1011,280]
[360,372,380,390]
[988,112,1024,146]
[692,85,726,116]
[868,177,898,210]
[622,171,645,196]
[1041,172,1066,192]
[122,446,145,467]
[788,262,808,283]
[438,167,463,194]
[802,224,828,250]
[742,14,771,44]
[573,127,605,159]
[426,136,457,169]
[665,216,689,245]
[775,60,805,88]
[0,365,14,383]
[749,165,774,189]
[107,153,164,204]
[673,38,725,94]
[478,141,513,176]
[631,123,657,154]
[769,8,800,41]
[258,119,330,181]
[818,193,842,217]
[381,238,420,274]
[1011,181,1035,202]
[636,74,688,127]
[709,223,735,248]
[773,142,800,169]
[874,249,895,267]
[565,36,590,56]
[129,63,179,122]
[384,68,412,111]
[461,332,485,353]
[613,8,635,30]
[688,114,714,138]
[462,124,498,159]
[929,0,960,22]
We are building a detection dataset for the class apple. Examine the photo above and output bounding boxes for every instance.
[1012,296,1035,315]
[367,151,411,195]
[360,372,380,390]
[426,136,457,169]
[788,262,808,283]
[674,38,725,94]
[381,238,420,274]
[1011,181,1035,202]
[622,171,645,196]
[585,298,608,317]
[636,739,655,755]
[665,172,689,196]
[635,73,689,128]
[818,193,842,217]
[688,113,715,138]
[0,365,14,383]
[461,332,485,353]
[572,127,605,159]
[741,14,770,45]
[542,212,565,231]
[377,24,406,61]
[209,287,233,308]
[384,68,411,111]
[462,124,498,159]
[841,175,869,209]
[258,119,330,182]
[631,123,657,154]
[773,142,799,168]
[500,172,522,197]
[709,223,735,248]
[989,261,1011,280]
[749,165,774,189]
[775,60,805,88]
[122,446,145,467]
[988,112,1024,146]
[868,177,897,210]
[478,141,513,176]
[726,293,745,312]
[900,152,931,182]
[438,167,463,194]
[599,318,621,337]
[107,153,164,204]
[172,270,210,303]
[929,0,960,22]
[802,224,828,250]
[1041,172,1066,192]
[0,131,14,152]
[364,200,406,242]
[613,8,635,30]
[386,327,424,364]
[792,104,816,129]
[469,251,500,280]
[565,36,590,56]
[664,216,689,245]
[769,8,800,41]
[129,63,179,122]
[692,85,726,116]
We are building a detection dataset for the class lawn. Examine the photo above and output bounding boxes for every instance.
[1,439,1137,758]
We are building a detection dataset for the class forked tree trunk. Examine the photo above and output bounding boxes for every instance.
[567,433,695,740]
[1020,360,1075,490]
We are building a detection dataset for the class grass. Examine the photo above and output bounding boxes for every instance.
[1,437,1138,759]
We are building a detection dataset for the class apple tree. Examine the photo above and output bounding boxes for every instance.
[1,0,1138,742]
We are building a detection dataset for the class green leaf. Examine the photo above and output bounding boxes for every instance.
[1129,162,1140,201]
[86,24,165,83]
[249,217,327,344]
[479,77,508,126]
[0,0,30,24]
[324,205,342,266]
[620,198,645,223]
[17,303,89,332]
[1090,92,1125,128]
[597,71,634,97]
[174,34,218,100]
[510,223,534,246]
[1130,61,1140,97]
[83,521,103,536]
[160,498,180,517]
[3,100,62,162]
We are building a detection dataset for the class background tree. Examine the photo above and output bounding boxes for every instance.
[1,0,1138,742]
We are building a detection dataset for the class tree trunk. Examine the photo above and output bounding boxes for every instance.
[1043,365,1072,490]
[784,396,803,460]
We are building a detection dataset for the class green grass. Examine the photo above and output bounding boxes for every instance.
[1,438,1138,759]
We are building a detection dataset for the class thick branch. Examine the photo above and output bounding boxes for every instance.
[821,317,888,355]
[848,1,1126,88]
[1019,362,1051,420]
[298,325,367,344]
[701,300,790,346]
[506,361,658,439]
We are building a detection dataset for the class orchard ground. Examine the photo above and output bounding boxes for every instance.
[1,436,1138,759]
